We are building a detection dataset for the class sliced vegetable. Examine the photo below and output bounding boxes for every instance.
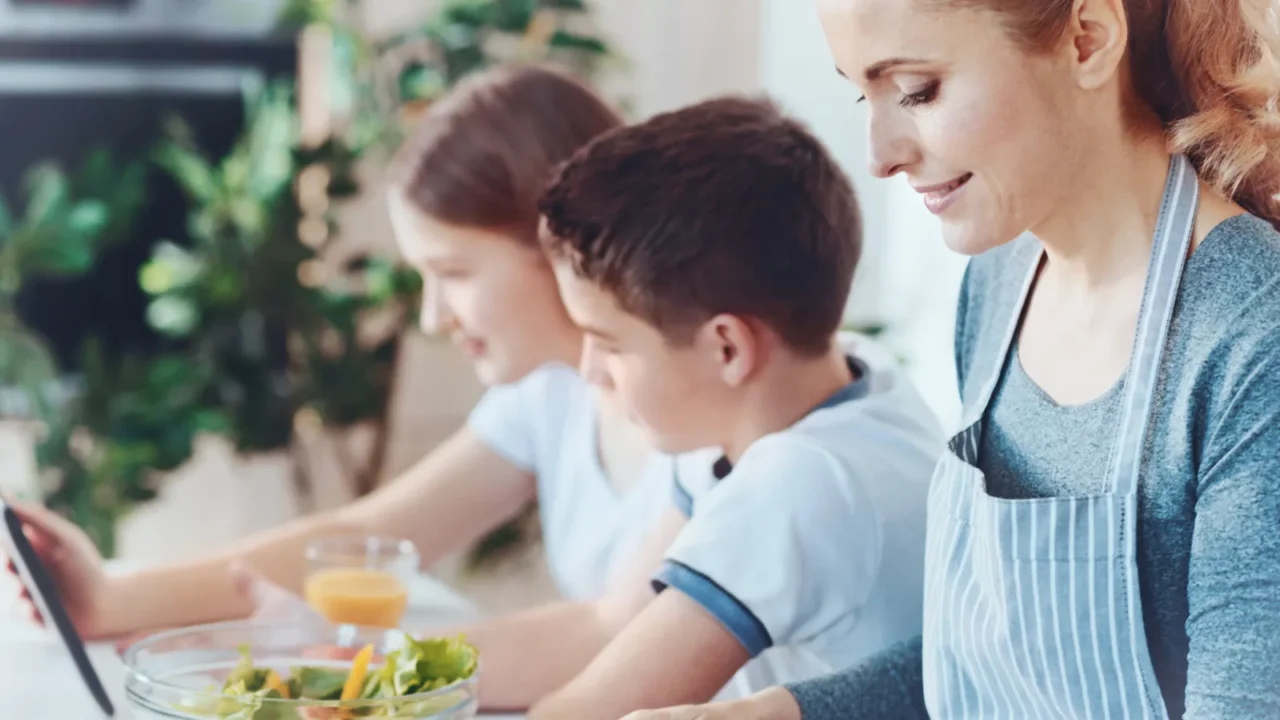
[340,644,375,701]
[264,671,290,699]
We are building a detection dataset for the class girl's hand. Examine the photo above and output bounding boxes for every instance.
[3,499,113,638]
[228,560,323,623]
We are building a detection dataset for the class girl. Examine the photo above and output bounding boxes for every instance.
[6,64,698,709]
[630,0,1280,717]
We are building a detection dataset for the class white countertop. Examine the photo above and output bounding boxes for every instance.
[1,567,523,719]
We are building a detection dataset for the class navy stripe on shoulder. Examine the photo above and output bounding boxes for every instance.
[672,478,694,517]
[651,560,773,657]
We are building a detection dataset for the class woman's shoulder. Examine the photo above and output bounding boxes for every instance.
[1177,213,1280,353]
[1184,212,1280,302]
[1171,213,1280,417]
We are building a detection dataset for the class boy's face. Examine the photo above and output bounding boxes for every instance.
[553,262,730,454]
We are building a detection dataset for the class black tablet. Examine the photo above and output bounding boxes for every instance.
[1,499,115,717]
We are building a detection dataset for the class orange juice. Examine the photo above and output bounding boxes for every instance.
[303,568,409,627]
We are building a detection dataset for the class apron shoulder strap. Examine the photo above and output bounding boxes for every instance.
[960,236,1044,429]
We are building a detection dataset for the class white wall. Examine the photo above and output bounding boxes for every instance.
[757,0,967,428]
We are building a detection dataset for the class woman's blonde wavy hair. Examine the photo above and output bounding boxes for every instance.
[943,0,1280,229]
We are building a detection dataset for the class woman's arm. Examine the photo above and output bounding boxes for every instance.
[9,427,535,638]
[1183,331,1280,717]
[785,636,928,720]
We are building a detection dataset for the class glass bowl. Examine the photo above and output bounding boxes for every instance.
[122,620,479,719]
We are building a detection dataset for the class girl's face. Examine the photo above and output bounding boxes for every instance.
[389,193,577,386]
[816,0,1097,255]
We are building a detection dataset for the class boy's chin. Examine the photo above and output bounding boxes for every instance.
[644,429,703,456]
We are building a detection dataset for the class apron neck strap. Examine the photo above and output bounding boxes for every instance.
[961,238,1043,430]
[1106,154,1200,496]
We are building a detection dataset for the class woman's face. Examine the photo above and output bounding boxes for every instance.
[816,0,1088,255]
[389,193,577,386]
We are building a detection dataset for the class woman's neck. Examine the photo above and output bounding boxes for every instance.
[1030,129,1173,291]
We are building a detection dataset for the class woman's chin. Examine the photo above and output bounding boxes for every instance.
[941,220,1021,257]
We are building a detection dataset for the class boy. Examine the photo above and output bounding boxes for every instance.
[527,96,943,719]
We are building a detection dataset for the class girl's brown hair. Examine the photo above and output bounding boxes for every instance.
[390,64,624,245]
[940,0,1280,228]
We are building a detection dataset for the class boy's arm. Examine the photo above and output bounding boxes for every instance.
[454,509,689,711]
[528,590,749,720]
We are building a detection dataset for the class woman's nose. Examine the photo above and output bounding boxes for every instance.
[867,112,919,179]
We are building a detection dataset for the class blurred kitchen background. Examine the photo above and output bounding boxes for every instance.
[0,0,965,612]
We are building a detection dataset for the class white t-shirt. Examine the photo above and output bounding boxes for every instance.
[468,363,681,600]
[656,338,943,699]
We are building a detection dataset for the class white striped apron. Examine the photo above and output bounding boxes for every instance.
[922,155,1199,719]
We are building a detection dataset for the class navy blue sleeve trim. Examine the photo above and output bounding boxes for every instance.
[673,477,694,517]
[652,560,773,657]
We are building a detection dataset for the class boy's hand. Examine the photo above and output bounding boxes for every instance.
[621,687,802,720]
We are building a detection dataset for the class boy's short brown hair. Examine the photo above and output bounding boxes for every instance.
[538,96,861,357]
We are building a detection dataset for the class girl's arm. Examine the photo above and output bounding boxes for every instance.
[7,427,535,638]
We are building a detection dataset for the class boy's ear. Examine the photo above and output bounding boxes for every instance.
[703,314,759,388]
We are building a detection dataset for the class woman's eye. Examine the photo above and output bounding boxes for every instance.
[899,80,940,108]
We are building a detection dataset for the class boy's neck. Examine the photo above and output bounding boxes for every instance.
[721,344,854,464]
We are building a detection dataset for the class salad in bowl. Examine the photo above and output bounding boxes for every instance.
[122,621,479,719]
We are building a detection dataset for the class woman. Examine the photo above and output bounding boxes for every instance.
[5,64,698,709]
[628,0,1280,717]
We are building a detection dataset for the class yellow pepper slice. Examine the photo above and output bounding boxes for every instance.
[340,644,375,702]
[263,670,290,698]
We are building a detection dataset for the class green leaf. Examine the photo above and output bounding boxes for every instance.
[154,142,219,203]
[146,296,200,337]
[548,29,608,53]
[66,200,110,237]
[139,241,204,295]
[538,0,586,9]
[79,148,112,185]
[192,409,232,435]
[0,194,12,239]
[0,326,58,419]
[439,0,494,28]
[22,163,69,227]
[278,0,341,26]
[27,231,96,275]
[294,666,348,700]
[491,0,536,31]
[398,65,448,104]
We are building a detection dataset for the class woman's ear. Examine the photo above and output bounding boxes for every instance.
[1065,0,1130,91]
